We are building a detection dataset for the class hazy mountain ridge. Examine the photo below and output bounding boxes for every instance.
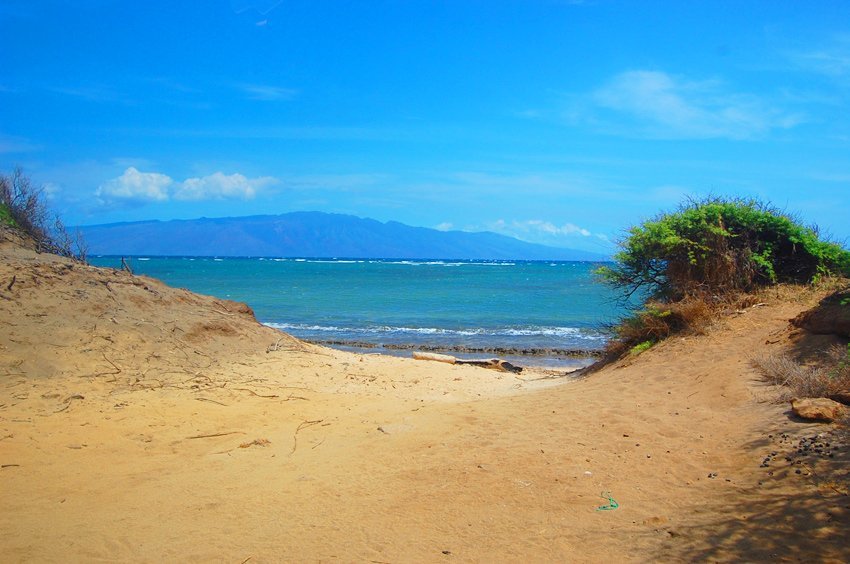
[79,212,609,261]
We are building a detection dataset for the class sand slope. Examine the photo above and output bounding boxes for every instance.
[1,235,848,562]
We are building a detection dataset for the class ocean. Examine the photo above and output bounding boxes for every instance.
[88,256,626,369]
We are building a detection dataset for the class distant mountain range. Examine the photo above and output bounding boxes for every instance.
[80,212,609,261]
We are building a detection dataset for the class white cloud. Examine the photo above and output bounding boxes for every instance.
[238,84,298,101]
[435,222,454,231]
[173,172,278,201]
[584,70,801,140]
[483,219,594,241]
[479,218,614,252]
[97,167,278,205]
[96,167,173,202]
[506,219,592,238]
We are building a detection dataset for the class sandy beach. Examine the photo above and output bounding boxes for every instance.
[1,233,848,562]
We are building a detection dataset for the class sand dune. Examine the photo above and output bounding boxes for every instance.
[1,233,847,562]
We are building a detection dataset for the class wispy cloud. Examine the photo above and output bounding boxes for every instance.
[97,167,279,206]
[809,172,850,183]
[50,84,127,103]
[447,171,603,197]
[238,83,298,101]
[478,218,615,251]
[572,70,802,140]
[231,0,283,16]
[282,172,391,189]
[144,77,201,94]
[489,219,592,239]
[106,125,394,142]
[787,35,850,78]
[0,133,40,154]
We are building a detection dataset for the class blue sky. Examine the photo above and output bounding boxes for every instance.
[1,1,849,254]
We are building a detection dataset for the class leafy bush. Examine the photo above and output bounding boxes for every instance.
[0,168,87,262]
[594,197,850,361]
[598,197,850,301]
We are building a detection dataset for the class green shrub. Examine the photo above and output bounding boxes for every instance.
[597,197,850,301]
[594,197,850,361]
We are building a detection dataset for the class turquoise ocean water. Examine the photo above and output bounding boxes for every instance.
[89,256,626,368]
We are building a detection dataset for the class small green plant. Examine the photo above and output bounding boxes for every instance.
[630,340,654,355]
[0,202,16,228]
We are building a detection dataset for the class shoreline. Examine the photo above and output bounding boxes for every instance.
[304,339,602,369]
[300,338,604,358]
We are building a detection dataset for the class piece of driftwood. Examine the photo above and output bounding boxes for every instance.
[412,352,522,373]
[412,352,456,364]
[186,431,243,440]
[290,419,324,454]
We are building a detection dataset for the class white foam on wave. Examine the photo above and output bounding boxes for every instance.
[359,260,514,267]
[265,322,605,341]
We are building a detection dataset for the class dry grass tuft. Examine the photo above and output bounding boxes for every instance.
[752,344,850,401]
[604,295,720,359]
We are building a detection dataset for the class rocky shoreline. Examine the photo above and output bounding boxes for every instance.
[305,338,604,359]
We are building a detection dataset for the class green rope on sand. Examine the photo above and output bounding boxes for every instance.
[596,491,619,511]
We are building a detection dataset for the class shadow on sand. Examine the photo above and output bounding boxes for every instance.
[655,425,849,561]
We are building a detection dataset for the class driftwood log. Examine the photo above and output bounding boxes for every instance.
[413,352,522,374]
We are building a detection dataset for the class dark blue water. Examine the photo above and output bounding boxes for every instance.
[89,256,624,365]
